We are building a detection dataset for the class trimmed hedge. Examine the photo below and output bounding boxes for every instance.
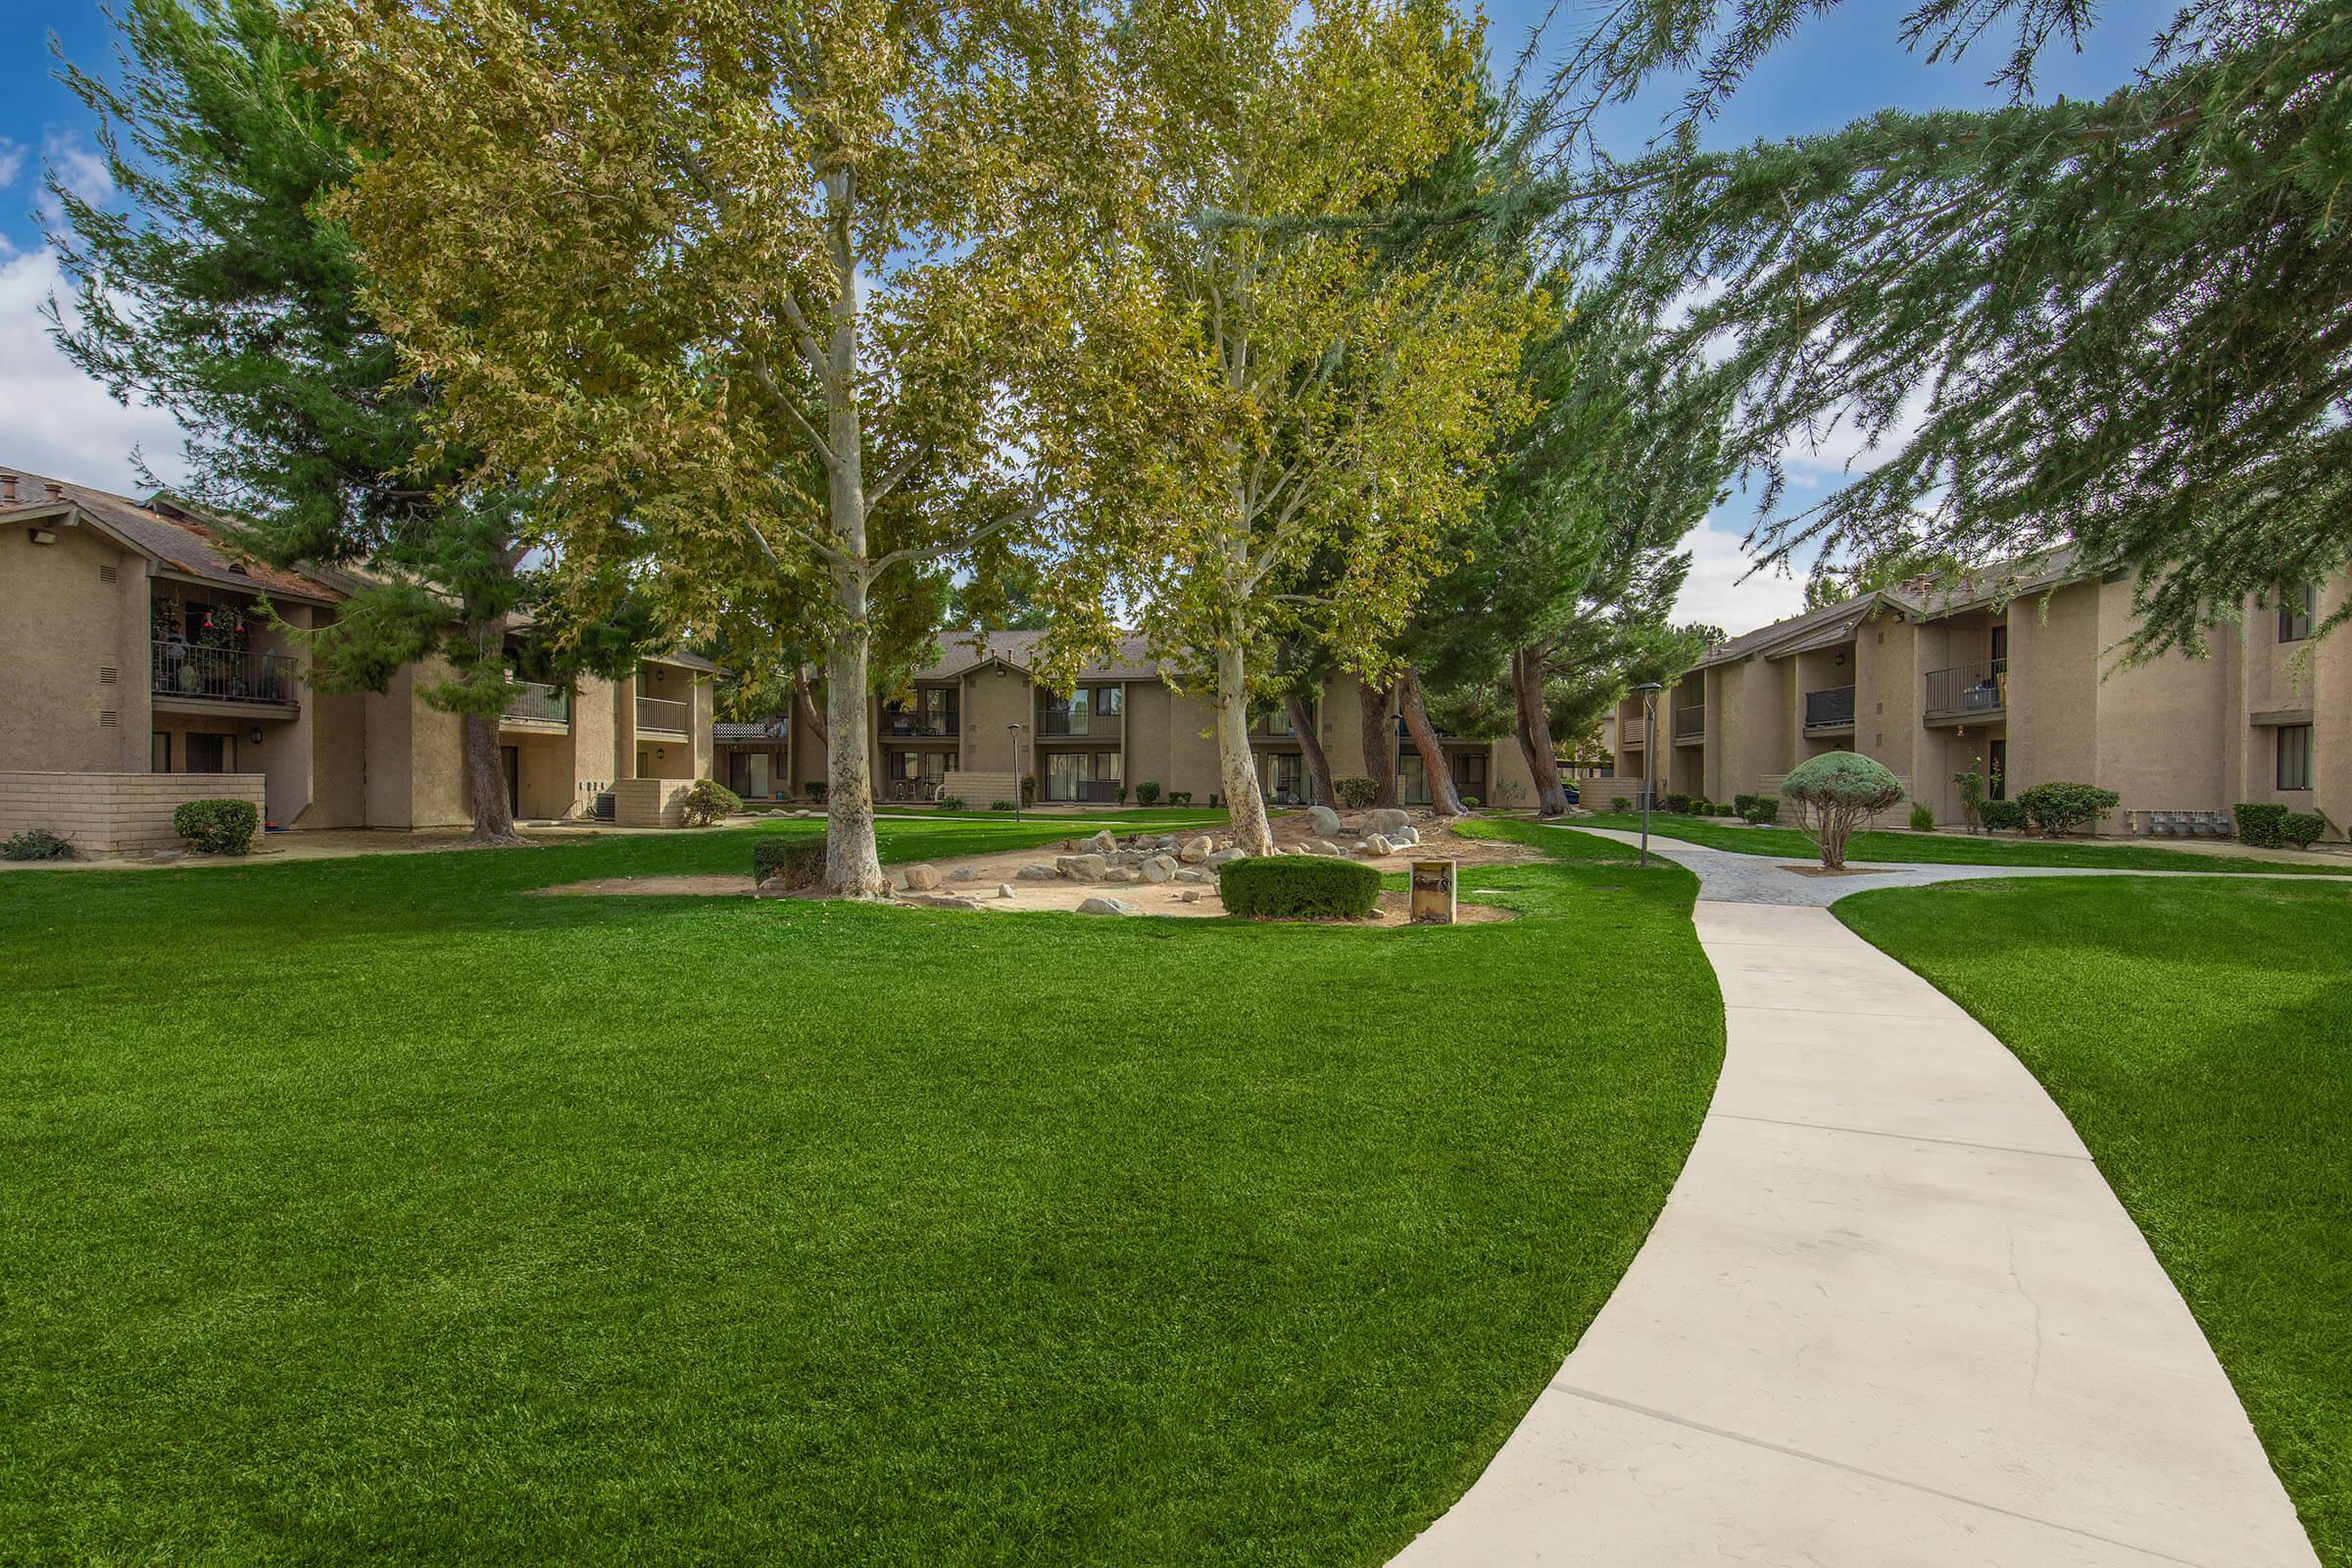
[1981,799,2028,831]
[2235,802,2289,847]
[2281,811,2328,850]
[172,798,259,855]
[2016,780,2121,836]
[1135,781,1161,806]
[753,835,826,889]
[1334,776,1378,809]
[1733,793,1781,825]
[680,779,742,827]
[1217,855,1382,920]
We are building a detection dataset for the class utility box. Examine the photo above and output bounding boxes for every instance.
[1409,858,1457,925]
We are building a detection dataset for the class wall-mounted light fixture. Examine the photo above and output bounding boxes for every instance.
[27,527,58,546]
[248,726,264,746]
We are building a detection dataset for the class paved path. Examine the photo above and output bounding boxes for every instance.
[1393,831,2320,1568]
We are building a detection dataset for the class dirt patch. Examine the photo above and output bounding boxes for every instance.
[535,874,757,897]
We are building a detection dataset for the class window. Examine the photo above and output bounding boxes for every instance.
[2278,724,2313,791]
[1989,624,2009,672]
[2279,586,2316,643]
[1262,752,1305,804]
[1096,684,1121,716]
[1451,750,1489,797]
[1043,750,1119,802]
[184,732,233,773]
[151,731,170,773]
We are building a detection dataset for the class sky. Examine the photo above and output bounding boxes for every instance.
[0,0,2177,639]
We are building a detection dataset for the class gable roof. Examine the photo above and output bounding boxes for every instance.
[1,466,343,604]
[1695,548,2091,670]
[912,629,1165,684]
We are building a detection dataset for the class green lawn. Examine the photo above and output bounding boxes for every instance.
[0,816,1721,1566]
[1839,877,2352,1565]
[1594,809,2347,874]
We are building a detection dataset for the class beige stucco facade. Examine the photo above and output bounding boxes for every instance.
[1615,563,2350,837]
[2,468,715,849]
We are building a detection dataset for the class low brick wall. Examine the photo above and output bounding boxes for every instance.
[0,770,268,855]
[942,771,1019,808]
[610,777,694,828]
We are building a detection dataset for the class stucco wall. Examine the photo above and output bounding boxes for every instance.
[1,525,147,772]
[0,769,267,854]
[2005,584,2101,796]
[961,664,1032,774]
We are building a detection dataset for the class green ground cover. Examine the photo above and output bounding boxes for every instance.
[1840,877,2352,1565]
[1593,810,2346,874]
[0,816,1721,1566]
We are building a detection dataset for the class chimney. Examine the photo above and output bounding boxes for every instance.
[43,482,65,503]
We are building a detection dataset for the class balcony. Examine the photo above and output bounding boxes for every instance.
[1803,684,1856,734]
[880,708,957,739]
[636,694,691,736]
[1040,708,1119,739]
[1672,704,1705,744]
[151,639,298,710]
[1924,660,2008,723]
[502,680,568,726]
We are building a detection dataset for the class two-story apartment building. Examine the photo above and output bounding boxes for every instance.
[1613,555,2349,835]
[751,631,1541,810]
[0,468,714,851]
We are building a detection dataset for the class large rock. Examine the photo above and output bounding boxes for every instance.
[1179,889,1205,904]
[1173,867,1209,884]
[1055,854,1108,880]
[1361,808,1412,837]
[1362,833,1395,856]
[1389,822,1420,847]
[998,882,1018,899]
[1142,855,1178,883]
[1303,839,1343,858]
[1087,829,1119,855]
[1179,835,1216,864]
[1306,805,1343,836]
[947,866,978,882]
[1076,896,1138,915]
[902,862,941,891]
[1017,861,1059,880]
[1102,866,1145,884]
[1204,847,1248,867]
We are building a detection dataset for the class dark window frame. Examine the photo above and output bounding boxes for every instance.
[2279,586,2316,644]
[2278,723,2314,791]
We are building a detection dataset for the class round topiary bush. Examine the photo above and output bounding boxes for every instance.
[1217,855,1382,920]
[1781,753,1904,869]
[1333,776,1379,809]
[172,798,259,855]
[680,778,743,827]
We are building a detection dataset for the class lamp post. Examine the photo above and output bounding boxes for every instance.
[1006,722,1026,821]
[1633,681,1663,868]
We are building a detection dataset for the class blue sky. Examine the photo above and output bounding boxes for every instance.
[0,0,2174,634]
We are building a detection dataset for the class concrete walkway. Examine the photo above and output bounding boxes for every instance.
[1393,832,2320,1567]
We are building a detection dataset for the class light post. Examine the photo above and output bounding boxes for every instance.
[1006,722,1026,821]
[1633,681,1663,868]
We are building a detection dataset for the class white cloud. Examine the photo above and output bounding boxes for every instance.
[0,245,189,491]
[36,130,115,225]
[1672,513,1808,636]
[0,138,25,191]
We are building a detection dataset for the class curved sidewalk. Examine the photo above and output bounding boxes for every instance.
[1394,831,2319,1567]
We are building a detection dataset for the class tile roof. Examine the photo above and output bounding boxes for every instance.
[1,466,344,603]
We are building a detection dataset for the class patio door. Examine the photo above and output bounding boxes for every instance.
[502,745,520,816]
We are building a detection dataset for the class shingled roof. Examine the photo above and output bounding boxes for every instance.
[0,466,343,603]
[1695,548,2090,670]
[912,628,1167,683]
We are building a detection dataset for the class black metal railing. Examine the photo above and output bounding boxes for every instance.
[880,710,957,738]
[1040,709,1116,737]
[1804,684,1856,731]
[636,694,691,733]
[151,639,296,705]
[1672,704,1705,740]
[1924,660,2008,719]
[502,680,568,723]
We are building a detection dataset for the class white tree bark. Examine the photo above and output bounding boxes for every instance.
[1212,640,1276,855]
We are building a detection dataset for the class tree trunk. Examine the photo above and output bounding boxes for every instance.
[1396,666,1465,816]
[793,665,827,748]
[822,593,890,898]
[460,708,526,846]
[1214,641,1276,855]
[1357,678,1398,808]
[1287,690,1335,808]
[1510,646,1572,816]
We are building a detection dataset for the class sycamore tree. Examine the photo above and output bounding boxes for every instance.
[1099,0,1544,854]
[1544,0,2352,656]
[45,0,634,844]
[314,0,1166,896]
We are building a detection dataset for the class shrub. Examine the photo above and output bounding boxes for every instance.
[1981,799,2028,831]
[2234,802,2289,847]
[991,800,1015,811]
[1953,766,1986,833]
[1217,855,1382,920]
[937,796,965,812]
[1662,792,1693,814]
[752,835,825,889]
[1135,781,1162,807]
[1459,796,1481,809]
[1019,776,1037,806]
[1334,776,1379,809]
[805,780,828,805]
[2279,811,2328,850]
[2016,780,2121,836]
[1746,797,1781,825]
[1610,796,1632,812]
[1908,804,1936,831]
[172,798,259,855]
[1115,780,1130,804]
[1781,753,1904,869]
[1167,791,1193,808]
[679,778,742,827]
[1,827,73,861]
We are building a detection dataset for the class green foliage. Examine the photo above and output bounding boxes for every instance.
[1216,856,1383,920]
[1953,768,1986,832]
[679,780,742,828]
[1908,804,1936,832]
[752,836,825,889]
[172,798,258,855]
[1167,792,1193,808]
[1732,793,1782,825]
[805,782,828,806]
[1135,781,1161,807]
[1980,799,2028,832]
[936,796,965,812]
[1,828,74,861]
[2235,803,2290,847]
[1459,796,1480,809]
[2280,812,2328,851]
[2016,781,2122,837]
[1783,754,1902,808]
[1610,796,1631,811]
[1334,776,1379,809]
[991,801,1016,812]
[1662,792,1693,814]
[1019,777,1038,807]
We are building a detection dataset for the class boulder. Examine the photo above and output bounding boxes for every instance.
[947,867,978,882]
[902,862,941,891]
[1087,829,1119,855]
[1179,889,1205,904]
[1055,854,1108,880]
[1204,847,1247,866]
[1076,896,1138,915]
[903,893,987,911]
[1179,836,1216,863]
[1142,855,1178,883]
[1017,862,1059,880]
[1362,834,1395,856]
[1103,866,1145,884]
[1303,839,1343,858]
[1306,804,1343,836]
[1389,822,1420,847]
[998,882,1017,899]
[1361,808,1412,836]
[1173,867,1209,884]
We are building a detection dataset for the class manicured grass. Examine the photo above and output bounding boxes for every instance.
[0,816,1721,1565]
[1593,809,2346,874]
[1839,877,2352,1565]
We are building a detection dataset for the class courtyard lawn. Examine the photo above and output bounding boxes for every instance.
[1596,809,2348,874]
[0,816,1721,1566]
[1839,876,2352,1566]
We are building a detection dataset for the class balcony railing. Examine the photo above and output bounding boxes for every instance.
[151,640,297,706]
[502,680,568,723]
[1923,660,2008,720]
[636,694,691,734]
[880,710,958,738]
[1040,709,1117,737]
[1803,684,1856,732]
[1672,704,1705,740]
